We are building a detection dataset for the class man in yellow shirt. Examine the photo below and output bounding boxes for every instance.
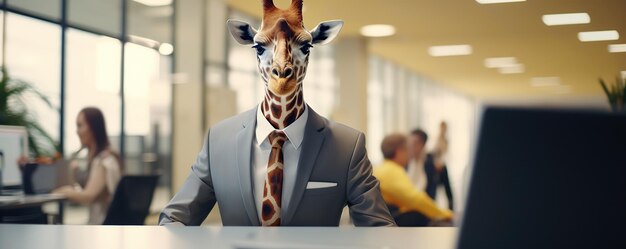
[373,133,453,226]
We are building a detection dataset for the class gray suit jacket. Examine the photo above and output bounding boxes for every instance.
[159,106,396,226]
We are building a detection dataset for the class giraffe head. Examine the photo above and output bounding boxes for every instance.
[227,0,343,96]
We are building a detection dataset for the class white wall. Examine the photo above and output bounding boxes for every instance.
[333,37,369,133]
[172,0,204,192]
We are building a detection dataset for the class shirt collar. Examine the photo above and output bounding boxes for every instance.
[255,104,308,150]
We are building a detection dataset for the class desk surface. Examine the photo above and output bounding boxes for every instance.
[0,225,458,249]
[0,194,65,210]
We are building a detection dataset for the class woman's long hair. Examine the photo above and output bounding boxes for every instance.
[79,107,123,171]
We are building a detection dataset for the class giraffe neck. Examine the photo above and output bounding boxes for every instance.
[261,84,305,129]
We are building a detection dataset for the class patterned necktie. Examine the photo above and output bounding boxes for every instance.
[261,131,288,226]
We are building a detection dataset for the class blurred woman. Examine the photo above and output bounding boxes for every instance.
[53,107,122,225]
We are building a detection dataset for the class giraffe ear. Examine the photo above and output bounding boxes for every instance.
[227,19,257,45]
[310,20,343,45]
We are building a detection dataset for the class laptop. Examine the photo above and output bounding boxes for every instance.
[29,159,71,194]
[457,107,626,249]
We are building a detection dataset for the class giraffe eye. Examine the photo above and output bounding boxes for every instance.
[252,44,265,56]
[300,44,313,54]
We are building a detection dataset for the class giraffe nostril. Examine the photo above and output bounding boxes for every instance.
[283,68,293,78]
[271,68,280,78]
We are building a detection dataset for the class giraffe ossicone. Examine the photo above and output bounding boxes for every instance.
[227,0,343,129]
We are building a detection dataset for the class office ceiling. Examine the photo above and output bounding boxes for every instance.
[227,0,626,99]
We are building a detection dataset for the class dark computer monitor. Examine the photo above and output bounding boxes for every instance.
[458,107,626,249]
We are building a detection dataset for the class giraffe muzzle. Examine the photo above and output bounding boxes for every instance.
[269,73,297,96]
[271,66,294,79]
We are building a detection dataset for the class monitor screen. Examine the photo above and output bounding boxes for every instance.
[0,125,29,187]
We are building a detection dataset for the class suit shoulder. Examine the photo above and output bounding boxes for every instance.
[324,119,363,142]
[209,107,255,134]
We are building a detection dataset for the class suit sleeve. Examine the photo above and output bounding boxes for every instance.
[346,133,397,227]
[159,129,216,226]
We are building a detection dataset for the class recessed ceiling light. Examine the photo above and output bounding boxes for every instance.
[578,30,619,42]
[484,57,517,68]
[128,35,159,48]
[360,24,396,37]
[428,45,473,57]
[531,77,561,87]
[609,44,626,53]
[498,64,525,74]
[476,0,525,4]
[159,43,174,55]
[133,0,172,6]
[542,13,590,26]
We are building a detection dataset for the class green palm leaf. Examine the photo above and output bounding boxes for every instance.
[599,77,626,113]
[0,67,58,157]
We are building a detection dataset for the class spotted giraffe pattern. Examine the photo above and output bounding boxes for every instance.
[259,49,308,129]
[261,83,305,129]
[261,131,288,226]
[256,24,311,129]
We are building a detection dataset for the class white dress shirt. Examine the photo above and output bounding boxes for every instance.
[407,155,427,191]
[253,104,309,223]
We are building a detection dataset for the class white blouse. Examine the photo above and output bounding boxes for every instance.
[86,152,122,225]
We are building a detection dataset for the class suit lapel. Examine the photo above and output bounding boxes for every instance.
[236,107,260,226]
[282,106,327,225]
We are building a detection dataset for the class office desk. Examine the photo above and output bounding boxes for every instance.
[0,194,66,223]
[0,224,458,249]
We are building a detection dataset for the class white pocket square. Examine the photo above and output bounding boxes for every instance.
[306,181,337,189]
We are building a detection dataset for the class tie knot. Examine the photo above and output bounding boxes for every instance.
[268,131,288,148]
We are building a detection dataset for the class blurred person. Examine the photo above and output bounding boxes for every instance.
[408,128,454,210]
[373,133,453,227]
[53,107,122,225]
[433,121,449,172]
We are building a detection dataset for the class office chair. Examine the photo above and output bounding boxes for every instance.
[103,175,159,225]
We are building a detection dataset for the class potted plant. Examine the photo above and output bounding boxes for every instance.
[0,67,60,159]
[599,77,626,113]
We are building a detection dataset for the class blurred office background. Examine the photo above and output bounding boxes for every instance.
[1,0,624,225]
